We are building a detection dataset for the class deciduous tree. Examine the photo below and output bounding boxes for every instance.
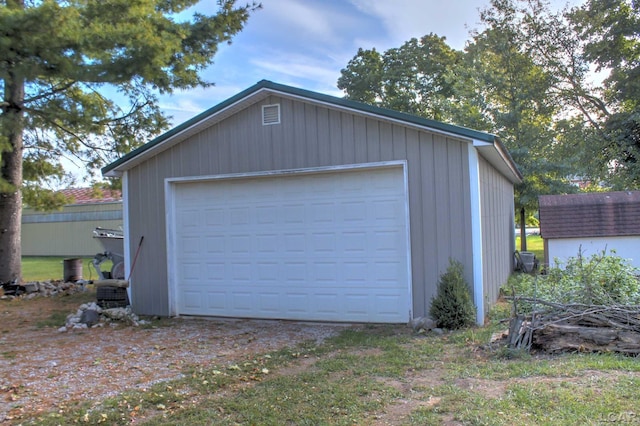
[569,0,640,188]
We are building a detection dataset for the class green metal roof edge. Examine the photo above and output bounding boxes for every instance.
[259,80,497,142]
[102,79,498,175]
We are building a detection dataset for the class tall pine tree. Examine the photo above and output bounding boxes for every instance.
[0,0,258,282]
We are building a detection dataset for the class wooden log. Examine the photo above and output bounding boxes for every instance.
[534,323,640,354]
[93,279,129,288]
[508,315,523,347]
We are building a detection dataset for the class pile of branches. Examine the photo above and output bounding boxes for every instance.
[507,297,640,355]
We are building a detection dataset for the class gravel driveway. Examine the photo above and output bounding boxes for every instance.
[0,294,347,423]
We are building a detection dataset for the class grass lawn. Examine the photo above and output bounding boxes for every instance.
[515,234,544,261]
[21,256,111,282]
[23,306,640,426]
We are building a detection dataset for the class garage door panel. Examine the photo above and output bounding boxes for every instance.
[207,291,226,311]
[173,167,410,322]
[204,208,226,226]
[284,293,309,313]
[205,262,226,279]
[204,236,225,254]
[183,291,203,309]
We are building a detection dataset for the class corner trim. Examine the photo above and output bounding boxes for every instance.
[468,143,485,325]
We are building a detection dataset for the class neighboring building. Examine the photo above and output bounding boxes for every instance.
[22,188,123,257]
[103,80,522,324]
[539,191,640,268]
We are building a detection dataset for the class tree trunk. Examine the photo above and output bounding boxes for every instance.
[519,207,527,252]
[0,1,25,283]
[534,323,640,355]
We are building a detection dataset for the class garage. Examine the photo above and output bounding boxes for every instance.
[103,80,521,323]
[168,165,412,323]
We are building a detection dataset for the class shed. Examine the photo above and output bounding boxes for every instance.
[103,80,522,324]
[22,188,123,257]
[539,191,640,268]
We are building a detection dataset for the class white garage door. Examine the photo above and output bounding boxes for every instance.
[170,166,411,323]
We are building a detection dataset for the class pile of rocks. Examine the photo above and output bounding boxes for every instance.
[59,302,148,332]
[0,280,87,298]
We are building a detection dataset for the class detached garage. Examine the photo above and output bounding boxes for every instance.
[103,80,521,324]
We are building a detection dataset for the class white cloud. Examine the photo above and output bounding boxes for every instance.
[159,84,248,126]
[349,0,484,50]
[260,0,337,42]
[251,54,341,87]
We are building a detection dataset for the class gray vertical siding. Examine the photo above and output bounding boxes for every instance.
[479,155,516,313]
[126,95,475,318]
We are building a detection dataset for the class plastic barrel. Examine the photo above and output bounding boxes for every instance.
[63,258,83,282]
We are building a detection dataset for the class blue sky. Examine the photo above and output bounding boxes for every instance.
[160,0,580,126]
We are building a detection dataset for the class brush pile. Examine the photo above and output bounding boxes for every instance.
[507,297,640,355]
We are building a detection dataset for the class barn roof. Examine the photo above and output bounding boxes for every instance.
[102,80,522,183]
[539,191,640,239]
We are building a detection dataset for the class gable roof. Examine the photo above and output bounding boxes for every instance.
[61,188,122,205]
[539,191,640,239]
[102,80,522,183]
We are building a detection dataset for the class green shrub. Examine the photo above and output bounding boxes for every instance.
[429,260,476,329]
[503,249,640,313]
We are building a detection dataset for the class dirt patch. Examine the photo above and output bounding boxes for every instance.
[0,292,348,423]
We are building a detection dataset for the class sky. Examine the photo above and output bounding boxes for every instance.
[159,0,580,127]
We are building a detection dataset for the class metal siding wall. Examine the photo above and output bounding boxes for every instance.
[406,128,425,314]
[22,203,123,257]
[479,155,515,313]
[127,96,477,318]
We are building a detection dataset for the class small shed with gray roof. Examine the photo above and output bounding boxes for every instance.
[102,80,522,324]
[539,191,640,268]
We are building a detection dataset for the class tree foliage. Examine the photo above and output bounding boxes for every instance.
[338,0,640,243]
[0,0,257,282]
[569,0,640,188]
[1,0,256,202]
[338,34,462,122]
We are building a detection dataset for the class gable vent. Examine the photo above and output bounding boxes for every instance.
[262,104,281,125]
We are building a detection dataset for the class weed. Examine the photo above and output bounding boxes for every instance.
[35,311,69,328]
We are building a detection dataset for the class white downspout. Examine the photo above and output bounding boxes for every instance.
[468,143,484,325]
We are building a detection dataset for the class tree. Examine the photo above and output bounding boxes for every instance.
[337,0,576,250]
[466,0,577,249]
[569,0,640,188]
[0,0,258,283]
[429,259,476,329]
[338,34,462,122]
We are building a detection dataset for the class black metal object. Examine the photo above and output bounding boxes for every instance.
[96,286,129,308]
[0,281,24,296]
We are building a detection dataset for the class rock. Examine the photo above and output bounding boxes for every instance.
[80,309,100,327]
[62,302,144,331]
[22,283,39,293]
[409,317,437,333]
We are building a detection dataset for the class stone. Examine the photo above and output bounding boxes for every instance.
[22,283,39,293]
[409,317,437,332]
[80,309,100,327]
[62,301,144,331]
